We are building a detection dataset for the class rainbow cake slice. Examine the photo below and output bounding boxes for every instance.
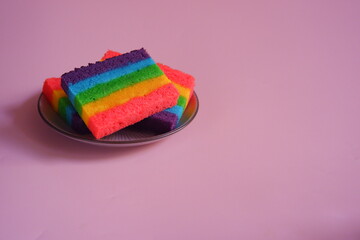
[42,78,89,133]
[101,50,195,133]
[61,48,179,139]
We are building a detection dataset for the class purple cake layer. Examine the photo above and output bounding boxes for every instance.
[134,111,179,134]
[72,114,89,134]
[61,48,150,92]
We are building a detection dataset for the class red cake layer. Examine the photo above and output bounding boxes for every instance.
[87,83,179,139]
[157,63,195,89]
[42,77,62,103]
[101,50,122,61]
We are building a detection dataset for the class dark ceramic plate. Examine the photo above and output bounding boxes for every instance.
[38,92,199,146]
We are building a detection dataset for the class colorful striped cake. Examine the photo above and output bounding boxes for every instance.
[61,48,179,139]
[101,50,195,133]
[42,78,89,133]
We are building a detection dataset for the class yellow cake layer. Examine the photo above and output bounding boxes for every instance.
[172,82,191,105]
[51,89,67,112]
[81,75,173,124]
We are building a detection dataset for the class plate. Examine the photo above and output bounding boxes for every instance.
[37,92,199,146]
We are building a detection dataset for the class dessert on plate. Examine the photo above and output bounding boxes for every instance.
[41,48,195,139]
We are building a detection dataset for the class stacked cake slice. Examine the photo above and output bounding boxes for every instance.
[141,63,195,132]
[42,48,194,139]
[100,50,195,133]
[60,48,179,139]
[42,78,89,133]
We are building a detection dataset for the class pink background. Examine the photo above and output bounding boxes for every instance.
[1,0,360,239]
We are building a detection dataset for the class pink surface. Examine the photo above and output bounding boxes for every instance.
[1,0,360,239]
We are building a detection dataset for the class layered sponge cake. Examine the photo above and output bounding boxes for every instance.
[61,48,179,139]
[101,50,195,133]
[147,63,195,132]
[42,78,89,133]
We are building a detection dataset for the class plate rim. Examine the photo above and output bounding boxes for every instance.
[37,91,199,145]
